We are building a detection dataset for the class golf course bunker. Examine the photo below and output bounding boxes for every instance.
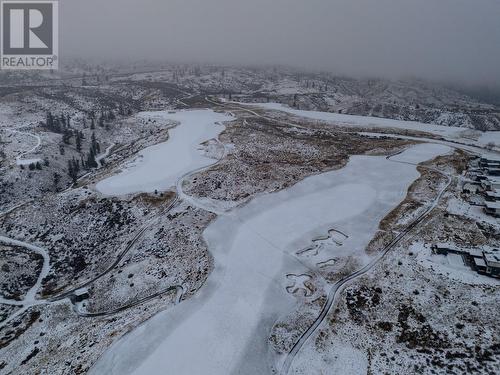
[91,143,451,375]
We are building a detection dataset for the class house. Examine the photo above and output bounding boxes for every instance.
[483,190,500,202]
[484,201,500,217]
[473,174,489,183]
[431,243,462,256]
[473,257,488,274]
[462,182,480,195]
[486,168,500,176]
[481,178,500,191]
[483,249,500,277]
[479,155,500,169]
[431,244,500,278]
[72,288,90,303]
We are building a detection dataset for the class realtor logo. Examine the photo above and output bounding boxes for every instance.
[1,0,58,69]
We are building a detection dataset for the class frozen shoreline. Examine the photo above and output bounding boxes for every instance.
[91,143,451,375]
[242,102,500,150]
[96,110,233,196]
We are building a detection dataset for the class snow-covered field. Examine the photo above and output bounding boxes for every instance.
[244,102,500,149]
[96,110,233,195]
[246,102,467,137]
[91,143,450,375]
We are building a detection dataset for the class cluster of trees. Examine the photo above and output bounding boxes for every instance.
[302,80,328,91]
[84,110,116,131]
[85,132,101,169]
[20,158,49,171]
[67,132,101,183]
[44,112,72,133]
[44,104,128,185]
[46,108,122,136]
[67,157,80,183]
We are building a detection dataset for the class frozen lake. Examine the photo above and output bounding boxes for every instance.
[96,110,232,196]
[91,143,451,374]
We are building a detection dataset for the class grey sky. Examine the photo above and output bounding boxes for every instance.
[61,0,500,86]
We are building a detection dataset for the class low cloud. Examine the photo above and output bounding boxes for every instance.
[61,0,500,86]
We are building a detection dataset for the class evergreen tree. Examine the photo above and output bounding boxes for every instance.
[35,162,42,170]
[91,132,100,154]
[62,128,72,144]
[46,111,54,129]
[76,131,82,152]
[53,173,60,189]
[67,158,79,183]
[86,147,98,169]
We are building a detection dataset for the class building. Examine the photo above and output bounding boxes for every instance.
[484,250,500,277]
[479,155,500,169]
[431,244,500,278]
[484,201,500,217]
[483,190,500,202]
[486,168,500,176]
[432,243,462,256]
[481,178,500,192]
[462,182,480,195]
[71,288,90,303]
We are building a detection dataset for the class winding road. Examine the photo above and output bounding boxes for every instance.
[0,236,51,330]
[5,128,42,165]
[279,152,454,374]
[2,94,497,373]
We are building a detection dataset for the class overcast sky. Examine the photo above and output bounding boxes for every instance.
[61,0,500,86]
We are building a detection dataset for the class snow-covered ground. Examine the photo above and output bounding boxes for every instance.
[4,129,42,166]
[413,243,500,287]
[244,102,500,150]
[246,102,467,137]
[0,236,50,305]
[0,235,51,330]
[91,143,450,375]
[96,110,233,195]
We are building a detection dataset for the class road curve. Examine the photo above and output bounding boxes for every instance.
[5,128,42,165]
